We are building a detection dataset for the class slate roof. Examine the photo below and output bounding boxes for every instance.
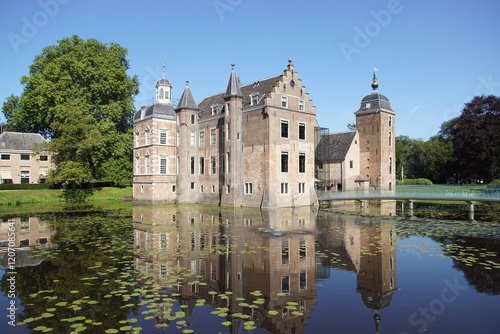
[356,90,393,113]
[198,75,282,119]
[134,103,176,122]
[156,78,172,87]
[315,131,356,162]
[224,66,242,98]
[176,84,198,110]
[0,132,48,151]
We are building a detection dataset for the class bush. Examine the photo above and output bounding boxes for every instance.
[0,183,53,190]
[402,178,433,185]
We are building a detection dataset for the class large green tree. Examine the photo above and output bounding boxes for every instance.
[452,95,500,183]
[2,35,139,186]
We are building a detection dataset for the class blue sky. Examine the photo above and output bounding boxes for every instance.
[1,0,499,140]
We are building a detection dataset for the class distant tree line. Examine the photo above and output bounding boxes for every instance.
[396,95,500,184]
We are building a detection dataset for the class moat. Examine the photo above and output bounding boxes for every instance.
[1,201,499,333]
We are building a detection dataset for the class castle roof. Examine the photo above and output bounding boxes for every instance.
[156,78,172,87]
[0,132,48,151]
[176,82,198,110]
[134,103,176,122]
[224,65,242,98]
[316,131,357,162]
[355,72,394,114]
[198,74,281,119]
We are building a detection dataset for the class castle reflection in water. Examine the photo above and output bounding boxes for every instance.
[132,201,398,333]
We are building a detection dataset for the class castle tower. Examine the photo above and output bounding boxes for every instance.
[220,65,243,207]
[175,81,199,203]
[355,72,396,191]
[156,62,172,105]
[133,67,177,203]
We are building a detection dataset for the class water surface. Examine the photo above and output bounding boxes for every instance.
[1,201,499,333]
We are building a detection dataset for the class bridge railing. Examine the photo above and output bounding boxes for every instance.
[316,186,500,200]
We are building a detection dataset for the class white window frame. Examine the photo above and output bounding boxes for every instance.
[160,156,167,174]
[281,96,288,108]
[160,129,167,145]
[299,99,304,111]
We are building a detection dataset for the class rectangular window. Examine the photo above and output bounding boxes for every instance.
[281,120,289,138]
[226,122,230,141]
[299,239,306,260]
[190,182,195,190]
[191,131,195,146]
[135,157,140,174]
[199,131,205,147]
[200,157,205,175]
[145,156,150,174]
[389,132,392,147]
[160,157,167,174]
[211,156,216,174]
[39,155,48,161]
[251,94,258,106]
[146,129,150,145]
[20,170,29,184]
[281,151,288,173]
[21,154,30,161]
[281,183,288,194]
[281,96,287,108]
[389,116,392,127]
[210,129,216,145]
[298,122,306,140]
[1,154,10,160]
[245,182,253,194]
[191,114,196,124]
[226,103,230,115]
[299,99,305,111]
[350,160,354,168]
[299,153,305,173]
[299,271,307,290]
[200,185,204,192]
[298,182,305,193]
[190,157,195,174]
[211,105,218,115]
[281,276,290,294]
[226,152,230,174]
[160,130,167,144]
[389,157,393,175]
[282,240,289,264]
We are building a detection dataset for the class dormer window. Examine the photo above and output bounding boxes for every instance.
[211,105,218,115]
[365,103,371,110]
[251,94,259,106]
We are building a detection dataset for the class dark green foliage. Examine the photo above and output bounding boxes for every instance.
[401,178,433,185]
[451,95,500,183]
[2,35,139,187]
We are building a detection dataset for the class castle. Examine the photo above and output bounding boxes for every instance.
[133,61,395,207]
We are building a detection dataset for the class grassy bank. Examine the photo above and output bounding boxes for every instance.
[0,186,132,206]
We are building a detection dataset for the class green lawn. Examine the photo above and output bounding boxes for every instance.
[0,187,132,206]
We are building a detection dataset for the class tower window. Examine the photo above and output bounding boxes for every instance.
[160,130,167,144]
[191,114,196,124]
[389,116,392,127]
[389,132,392,147]
[190,157,195,174]
[160,157,167,174]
